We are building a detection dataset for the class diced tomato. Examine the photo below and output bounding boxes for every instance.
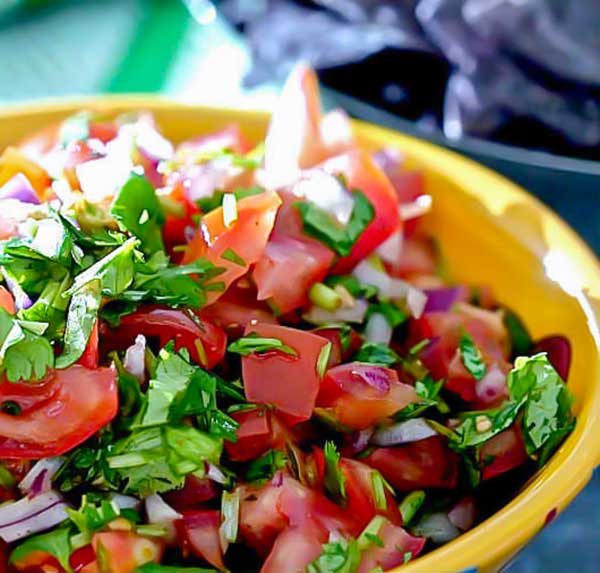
[0,287,15,314]
[242,324,330,424]
[182,191,281,305]
[0,147,50,198]
[261,524,326,573]
[0,366,118,459]
[316,151,399,273]
[178,510,226,570]
[165,475,220,510]
[10,549,59,572]
[358,519,425,573]
[101,307,227,369]
[77,320,99,369]
[340,458,402,534]
[70,545,96,572]
[82,532,163,573]
[385,235,438,278]
[225,407,273,462]
[318,363,418,429]
[480,425,529,480]
[362,437,459,491]
[312,327,362,368]
[88,121,119,144]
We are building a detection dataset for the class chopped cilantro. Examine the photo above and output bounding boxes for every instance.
[324,275,377,299]
[317,342,332,378]
[459,332,487,380]
[9,527,72,572]
[228,332,298,357]
[323,441,347,505]
[221,248,246,267]
[503,308,532,356]
[398,490,426,525]
[67,495,120,546]
[196,186,264,214]
[307,537,361,573]
[366,301,408,328]
[354,342,400,366]
[246,450,288,482]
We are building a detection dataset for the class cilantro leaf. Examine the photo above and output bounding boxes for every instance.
[296,190,374,257]
[323,441,347,505]
[459,332,487,380]
[307,537,361,573]
[324,275,377,299]
[67,495,120,546]
[21,274,71,339]
[196,186,264,214]
[111,175,165,254]
[366,301,408,329]
[10,527,73,572]
[246,449,288,482]
[228,332,298,357]
[393,376,446,421]
[503,308,532,357]
[355,342,400,366]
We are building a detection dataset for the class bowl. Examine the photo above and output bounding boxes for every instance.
[1,97,599,573]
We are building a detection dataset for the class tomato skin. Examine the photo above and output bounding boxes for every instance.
[102,307,226,369]
[182,191,281,305]
[385,235,438,278]
[318,151,400,273]
[318,363,418,430]
[225,407,272,462]
[83,532,163,573]
[480,425,529,480]
[261,524,326,573]
[165,475,220,510]
[313,327,362,368]
[358,520,425,573]
[362,437,459,491]
[0,366,118,459]
[340,458,402,534]
[178,510,226,571]
[77,320,99,369]
[242,324,329,424]
[0,287,15,315]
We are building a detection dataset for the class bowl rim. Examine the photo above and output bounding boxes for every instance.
[1,95,599,573]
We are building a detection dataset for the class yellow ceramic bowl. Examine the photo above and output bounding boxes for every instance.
[1,97,599,573]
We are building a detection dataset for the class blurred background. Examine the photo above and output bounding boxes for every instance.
[0,0,598,570]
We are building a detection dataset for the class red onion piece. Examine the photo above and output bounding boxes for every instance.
[271,472,284,487]
[165,476,219,510]
[145,493,182,541]
[475,364,508,406]
[19,458,64,496]
[413,512,460,544]
[423,286,469,313]
[345,428,374,456]
[448,496,476,532]
[0,491,69,543]
[533,335,572,381]
[124,334,147,382]
[0,174,40,205]
[371,418,437,446]
[1,269,33,311]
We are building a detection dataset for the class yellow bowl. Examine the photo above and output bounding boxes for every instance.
[1,97,599,573]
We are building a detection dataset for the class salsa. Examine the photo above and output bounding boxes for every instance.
[0,65,574,573]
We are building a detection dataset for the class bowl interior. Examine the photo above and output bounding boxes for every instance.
[1,98,599,573]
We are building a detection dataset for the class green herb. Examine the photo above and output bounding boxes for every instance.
[366,301,408,329]
[196,186,264,213]
[355,342,400,366]
[220,490,240,544]
[296,190,374,257]
[357,516,386,551]
[398,490,426,525]
[371,470,393,511]
[408,339,431,355]
[112,352,144,431]
[503,309,532,356]
[10,527,73,572]
[307,538,361,573]
[323,441,346,505]
[309,283,342,311]
[324,275,377,299]
[228,332,298,357]
[393,376,446,421]
[221,248,246,267]
[246,450,288,482]
[0,463,15,488]
[317,342,332,378]
[67,495,120,547]
[135,564,217,573]
[111,175,165,254]
[459,332,487,381]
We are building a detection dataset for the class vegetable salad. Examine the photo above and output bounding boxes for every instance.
[0,65,574,573]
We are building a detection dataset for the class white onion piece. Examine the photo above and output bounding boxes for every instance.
[133,119,174,163]
[448,497,476,532]
[19,458,64,495]
[0,491,69,543]
[145,494,182,541]
[364,313,392,345]
[76,153,134,203]
[376,229,403,264]
[207,463,227,485]
[352,261,427,318]
[124,334,147,382]
[413,512,460,544]
[303,298,368,325]
[475,364,508,405]
[399,194,432,221]
[293,170,355,225]
[110,494,142,511]
[371,419,437,446]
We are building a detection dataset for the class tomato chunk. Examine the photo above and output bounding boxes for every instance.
[480,425,529,480]
[242,324,329,424]
[165,475,220,511]
[178,510,226,571]
[261,524,326,573]
[0,287,15,315]
[0,366,118,459]
[182,191,281,305]
[362,437,458,491]
[318,363,418,429]
[83,532,163,573]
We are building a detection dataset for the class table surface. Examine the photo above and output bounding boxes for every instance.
[0,2,598,571]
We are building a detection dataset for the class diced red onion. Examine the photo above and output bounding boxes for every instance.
[352,261,427,318]
[372,147,404,174]
[110,494,141,511]
[365,313,392,345]
[376,228,403,264]
[1,269,32,311]
[0,174,40,205]
[413,512,460,544]
[355,366,392,393]
[475,364,508,405]
[124,334,147,382]
[0,491,69,543]
[271,472,284,487]
[206,463,227,485]
[346,428,374,456]
[533,336,572,381]
[303,298,368,325]
[371,418,437,446]
[185,161,236,203]
[448,496,476,532]
[145,493,182,541]
[19,458,64,496]
[423,286,469,313]
[399,194,432,221]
